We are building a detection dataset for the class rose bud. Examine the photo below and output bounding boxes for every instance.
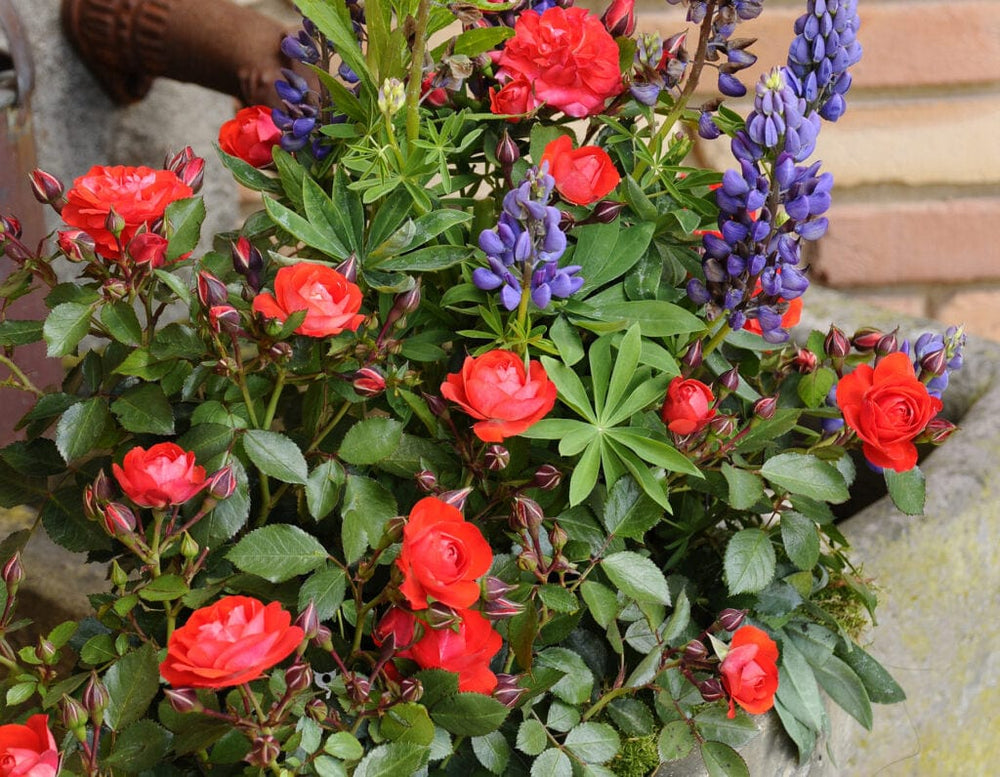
[484,595,525,619]
[549,522,568,552]
[875,332,899,356]
[2,553,24,590]
[306,698,329,722]
[312,624,333,651]
[110,560,128,590]
[484,576,518,602]
[753,396,778,420]
[1,214,22,239]
[532,464,562,490]
[231,237,264,289]
[485,444,510,471]
[336,253,359,284]
[717,608,747,632]
[496,130,520,168]
[197,271,229,308]
[30,168,66,211]
[82,673,110,726]
[438,487,473,511]
[919,348,949,377]
[164,687,202,715]
[493,673,527,708]
[35,638,57,665]
[662,377,716,435]
[709,414,737,438]
[61,694,89,738]
[851,327,883,352]
[91,469,113,502]
[57,229,97,263]
[425,601,462,630]
[601,0,635,37]
[718,367,741,394]
[399,677,423,703]
[415,469,438,492]
[207,465,238,500]
[285,661,313,693]
[104,207,126,239]
[295,601,320,642]
[267,341,294,361]
[180,532,199,560]
[353,367,386,397]
[825,325,851,358]
[102,279,129,301]
[920,417,958,444]
[698,678,726,703]
[209,305,242,335]
[683,639,709,664]
[344,673,371,704]
[558,210,576,233]
[516,548,539,573]
[246,735,281,768]
[794,349,818,374]
[383,515,406,544]
[103,502,137,536]
[83,486,100,523]
[512,494,544,531]
[681,340,703,370]
[165,146,206,191]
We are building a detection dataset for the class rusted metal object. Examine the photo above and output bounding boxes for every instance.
[0,0,63,445]
[61,0,299,108]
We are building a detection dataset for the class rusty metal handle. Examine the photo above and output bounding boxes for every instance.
[0,0,35,106]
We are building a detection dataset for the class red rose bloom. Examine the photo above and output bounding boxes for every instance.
[218,105,281,168]
[0,715,60,777]
[488,78,539,120]
[375,608,502,694]
[836,351,943,472]
[540,135,621,206]
[252,263,365,338]
[661,376,716,435]
[441,350,557,442]
[720,625,779,719]
[126,231,170,268]
[397,497,492,611]
[62,165,193,260]
[160,596,304,689]
[112,442,207,509]
[495,6,622,118]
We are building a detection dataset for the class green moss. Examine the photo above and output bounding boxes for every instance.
[811,573,875,642]
[610,734,660,777]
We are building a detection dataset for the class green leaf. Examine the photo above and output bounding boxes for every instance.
[884,466,925,515]
[602,476,661,540]
[138,574,190,602]
[580,581,619,629]
[41,487,112,553]
[774,637,825,733]
[153,268,193,306]
[577,300,702,337]
[564,722,620,763]
[607,698,654,737]
[103,719,172,771]
[569,439,602,507]
[191,455,249,547]
[540,356,596,423]
[6,681,35,706]
[104,643,160,730]
[516,720,548,756]
[835,643,906,704]
[164,197,206,260]
[530,748,572,777]
[43,302,93,357]
[700,740,750,777]
[693,708,759,749]
[100,302,143,346]
[263,195,349,259]
[381,702,435,746]
[760,453,849,503]
[302,174,354,257]
[227,524,328,583]
[536,648,594,706]
[0,320,43,346]
[724,529,776,595]
[340,475,397,565]
[429,692,509,736]
[296,0,372,92]
[780,511,820,571]
[377,245,468,272]
[298,565,347,622]
[55,397,110,462]
[658,720,696,762]
[602,551,671,606]
[306,459,346,521]
[797,367,837,408]
[111,384,175,435]
[338,418,404,465]
[472,731,511,774]
[537,585,579,613]
[216,147,282,193]
[447,25,515,57]
[606,427,701,476]
[353,742,428,777]
[577,222,655,294]
[812,653,873,730]
[243,429,308,484]
[324,731,364,760]
[721,464,765,511]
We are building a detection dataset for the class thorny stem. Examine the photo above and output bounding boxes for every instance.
[0,354,43,396]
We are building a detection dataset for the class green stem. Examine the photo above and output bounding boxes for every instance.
[261,371,287,430]
[701,320,732,360]
[0,355,43,396]
[582,686,632,722]
[306,400,353,454]
[404,0,433,143]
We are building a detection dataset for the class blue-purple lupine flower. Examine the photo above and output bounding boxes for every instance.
[474,168,582,311]
[909,327,966,398]
[733,69,821,164]
[786,0,862,121]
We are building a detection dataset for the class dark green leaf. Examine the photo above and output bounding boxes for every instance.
[536,648,594,705]
[377,245,468,272]
[529,748,572,777]
[564,722,620,763]
[429,692,509,736]
[602,551,671,605]
[580,581,618,629]
[164,197,206,261]
[700,740,750,777]
[298,565,347,622]
[602,476,660,540]
[578,222,655,294]
[797,367,837,408]
[338,417,404,465]
[693,708,759,749]
[884,466,925,515]
[780,511,820,571]
[0,320,43,346]
[340,475,397,565]
[104,643,160,730]
[516,720,548,756]
[537,585,579,614]
[227,524,328,582]
[721,464,766,511]
[812,653,873,730]
[658,720,696,762]
[306,459,346,521]
[263,195,348,259]
[111,384,175,435]
[302,174,354,256]
[243,429,308,484]
[577,300,702,337]
[216,147,282,193]
[607,698,654,737]
[103,719,172,771]
[353,742,429,777]
[55,397,110,463]
[41,487,112,553]
[760,453,849,504]
[100,302,143,346]
[471,731,511,774]
[835,643,906,704]
[381,702,435,746]
[43,302,93,357]
[724,529,776,595]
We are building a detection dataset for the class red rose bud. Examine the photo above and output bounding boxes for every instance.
[422,392,449,418]
[197,271,229,308]
[30,168,66,210]
[718,368,741,394]
[794,349,818,374]
[709,414,737,438]
[601,0,636,37]
[353,367,386,397]
[681,340,704,370]
[344,673,371,704]
[493,673,527,708]
[558,210,576,232]
[438,487,473,511]
[246,735,281,768]
[875,332,899,356]
[92,469,113,502]
[231,237,264,286]
[753,396,778,420]
[284,661,313,693]
[415,469,438,492]
[485,444,510,471]
[209,305,242,335]
[591,199,625,224]
[165,146,206,192]
[399,677,423,703]
[206,465,238,500]
[662,376,716,434]
[57,230,97,263]
[512,494,545,530]
[919,348,949,377]
[312,624,333,650]
[425,601,462,630]
[103,502,136,536]
[496,131,520,168]
[717,608,747,632]
[82,673,110,725]
[295,601,320,642]
[683,639,709,664]
[336,253,359,284]
[2,553,24,589]
[698,678,726,703]
[484,576,518,602]
[61,694,89,737]
[104,207,126,239]
[851,327,883,352]
[0,214,22,239]
[164,687,202,714]
[824,326,851,358]
[532,464,562,490]
[921,417,958,444]
[484,595,525,619]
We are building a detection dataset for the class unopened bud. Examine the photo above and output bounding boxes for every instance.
[268,341,294,361]
[683,639,709,664]
[353,367,386,397]
[794,349,817,374]
[384,283,421,330]
[753,396,778,420]
[485,444,509,471]
[295,601,320,642]
[484,595,525,619]
[35,638,57,664]
[496,131,520,169]
[1,214,22,239]
[312,624,333,651]
[516,547,539,573]
[197,271,228,308]
[61,694,89,739]
[104,207,126,239]
[875,332,899,356]
[717,608,746,632]
[102,279,129,301]
[558,210,576,232]
[824,326,850,358]
[103,502,136,536]
[548,522,568,552]
[493,673,527,708]
[306,698,329,722]
[484,576,518,602]
[110,560,128,590]
[207,465,238,500]
[709,414,737,438]
[336,254,359,284]
[698,678,726,703]
[231,237,263,290]
[415,469,438,493]
[246,735,281,768]
[92,469,113,502]
[592,200,624,224]
[851,327,883,352]
[920,417,958,444]
[601,0,636,37]
[57,229,96,263]
[512,495,544,531]
[2,553,24,590]
[681,340,703,370]
[919,348,948,377]
[425,601,461,630]
[344,673,371,704]
[377,78,406,116]
[165,146,205,191]
[718,367,741,393]
[164,687,202,714]
[209,305,241,335]
[422,392,448,418]
[438,487,473,511]
[82,673,110,726]
[399,676,423,703]
[285,661,313,693]
[532,464,562,490]
[30,169,66,211]
[180,532,199,560]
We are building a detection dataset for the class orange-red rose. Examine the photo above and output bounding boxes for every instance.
[160,596,304,689]
[720,625,779,719]
[495,7,622,118]
[218,105,281,168]
[441,350,557,442]
[397,497,492,611]
[0,715,60,777]
[112,442,207,509]
[62,165,193,260]
[253,263,365,338]
[488,77,539,121]
[661,376,716,435]
[836,351,943,472]
[540,135,621,206]
[375,607,502,694]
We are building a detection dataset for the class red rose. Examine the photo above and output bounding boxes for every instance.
[397,497,493,611]
[540,135,621,206]
[62,165,193,260]
[495,7,622,118]
[836,351,943,472]
[375,608,502,694]
[488,78,539,121]
[218,105,281,168]
[0,715,60,777]
[126,231,170,268]
[720,625,779,719]
[112,442,207,509]
[661,376,716,435]
[441,350,557,442]
[160,596,304,689]
[253,263,365,338]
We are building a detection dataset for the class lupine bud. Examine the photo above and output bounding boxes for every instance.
[532,464,562,490]
[164,687,202,714]
[794,348,818,373]
[209,305,242,335]
[344,673,371,704]
[353,367,386,397]
[681,340,703,370]
[415,470,437,492]
[485,444,510,471]
[718,367,741,393]
[180,532,199,560]
[438,487,473,511]
[246,735,281,768]
[601,0,636,37]
[103,503,136,536]
[206,465,238,500]
[496,131,520,169]
[512,495,544,531]
[197,271,228,308]
[425,602,461,630]
[2,553,24,590]
[592,200,625,224]
[82,673,110,726]
[753,396,778,420]
[285,661,313,693]
[61,694,89,739]
[824,325,851,358]
[851,328,883,352]
[399,677,423,703]
[295,601,320,642]
[30,169,66,210]
[717,608,746,632]
[683,639,709,664]
[493,673,527,708]
[336,254,359,284]
[104,207,126,239]
[377,78,406,116]
[698,678,726,703]
[875,332,899,356]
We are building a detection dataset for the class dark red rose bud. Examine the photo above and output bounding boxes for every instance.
[345,673,371,704]
[824,325,851,358]
[512,495,544,530]
[484,576,518,601]
[592,199,625,224]
[336,254,359,284]
[484,595,525,619]
[422,392,449,418]
[496,130,520,168]
[165,146,206,192]
[601,0,636,37]
[851,327,883,352]
[30,168,66,210]
[698,678,726,703]
[794,348,818,374]
[353,367,386,397]
[104,207,126,238]
[399,676,423,703]
[92,469,112,502]
[493,673,527,708]
[709,414,737,438]
[82,673,110,725]
[246,735,281,768]
[753,396,778,420]
[209,305,242,335]
[681,340,703,370]
[231,237,264,283]
[164,687,202,714]
[425,601,461,629]
[197,271,229,308]
[207,465,238,500]
[919,348,948,377]
[295,601,320,642]
[718,367,741,393]
[103,502,136,536]
[268,342,294,360]
[2,553,24,589]
[683,639,709,663]
[921,417,958,444]
[285,661,313,693]
[306,698,329,722]
[558,211,576,232]
[875,332,899,356]
[61,694,89,735]
[438,487,473,511]
[485,444,510,471]
[717,608,746,632]
[415,469,438,492]
[312,624,333,650]
[1,214,22,239]
[532,464,562,490]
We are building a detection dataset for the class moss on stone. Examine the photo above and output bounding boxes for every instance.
[610,734,660,777]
